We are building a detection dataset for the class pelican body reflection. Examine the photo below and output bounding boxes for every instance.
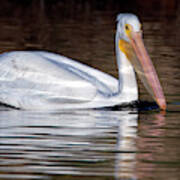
[0,110,137,180]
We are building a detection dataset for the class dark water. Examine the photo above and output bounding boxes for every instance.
[0,1,179,180]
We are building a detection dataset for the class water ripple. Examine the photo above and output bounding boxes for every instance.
[0,110,138,179]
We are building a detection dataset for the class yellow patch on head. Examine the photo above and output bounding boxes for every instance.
[124,24,133,38]
[118,39,136,61]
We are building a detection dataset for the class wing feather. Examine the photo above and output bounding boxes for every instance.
[0,51,97,108]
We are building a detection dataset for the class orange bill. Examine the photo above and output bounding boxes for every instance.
[119,31,166,110]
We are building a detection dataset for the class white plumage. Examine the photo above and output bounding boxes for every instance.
[0,50,137,109]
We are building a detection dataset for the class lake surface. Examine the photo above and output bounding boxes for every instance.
[0,1,179,180]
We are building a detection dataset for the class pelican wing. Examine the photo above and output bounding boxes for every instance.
[0,51,99,108]
[35,51,118,95]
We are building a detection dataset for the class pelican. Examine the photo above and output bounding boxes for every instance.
[0,13,166,110]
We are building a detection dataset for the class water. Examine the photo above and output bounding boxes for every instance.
[0,110,138,179]
[0,1,179,180]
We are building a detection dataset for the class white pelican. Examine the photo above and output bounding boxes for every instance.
[0,13,166,110]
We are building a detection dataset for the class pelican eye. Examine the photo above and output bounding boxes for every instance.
[125,25,129,30]
[124,24,131,32]
[124,24,132,37]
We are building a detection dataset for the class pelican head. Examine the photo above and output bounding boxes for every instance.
[117,13,141,42]
[116,13,166,110]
